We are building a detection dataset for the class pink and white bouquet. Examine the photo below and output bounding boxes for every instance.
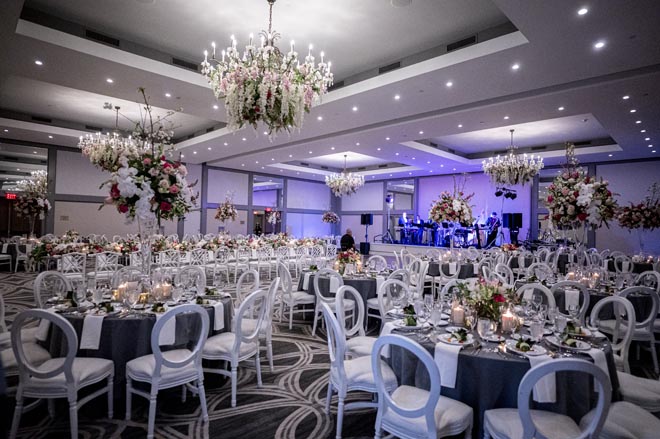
[322,211,340,224]
[337,248,361,265]
[617,183,660,230]
[429,191,474,226]
[267,210,281,225]
[15,170,51,220]
[215,193,238,223]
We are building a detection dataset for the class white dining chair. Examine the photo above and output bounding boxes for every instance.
[125,304,209,439]
[231,246,252,281]
[234,269,260,306]
[87,251,122,288]
[515,283,557,309]
[278,266,316,330]
[34,271,72,308]
[598,286,659,373]
[550,281,590,325]
[59,252,87,284]
[580,401,660,438]
[250,246,273,280]
[336,285,375,358]
[111,266,143,288]
[493,263,515,287]
[484,358,611,439]
[588,295,635,374]
[366,277,408,329]
[312,269,354,337]
[239,277,281,372]
[189,248,210,267]
[10,309,114,439]
[372,334,473,439]
[366,255,388,273]
[13,243,30,272]
[636,270,660,294]
[202,289,267,407]
[177,265,207,294]
[208,246,231,283]
[525,262,553,280]
[322,303,398,439]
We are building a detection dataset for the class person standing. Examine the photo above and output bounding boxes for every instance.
[398,212,409,244]
[340,228,355,251]
[485,211,501,248]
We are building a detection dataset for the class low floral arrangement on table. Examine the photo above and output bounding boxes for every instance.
[15,170,51,233]
[428,177,474,226]
[544,143,618,229]
[78,88,197,225]
[337,248,361,265]
[617,183,660,230]
[465,279,515,321]
[266,210,281,225]
[215,192,239,223]
[322,211,340,224]
[501,243,518,252]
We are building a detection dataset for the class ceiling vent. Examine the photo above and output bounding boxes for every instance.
[299,162,310,167]
[320,166,329,170]
[205,127,214,133]
[379,61,401,75]
[85,30,120,47]
[574,140,591,146]
[31,115,52,124]
[378,164,389,168]
[531,145,547,151]
[329,80,345,91]
[357,166,367,171]
[447,35,477,52]
[430,142,439,148]
[85,125,103,132]
[172,58,199,72]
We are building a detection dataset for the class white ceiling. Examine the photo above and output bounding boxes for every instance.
[303,151,390,169]
[0,0,659,184]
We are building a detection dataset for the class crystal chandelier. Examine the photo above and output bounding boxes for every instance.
[482,129,544,186]
[326,155,365,197]
[201,0,333,135]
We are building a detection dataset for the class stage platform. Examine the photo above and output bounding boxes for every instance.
[368,242,453,257]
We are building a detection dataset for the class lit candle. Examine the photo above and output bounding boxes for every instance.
[320,51,324,63]
[501,310,516,333]
[290,40,295,52]
[451,304,465,326]
[117,282,127,300]
[204,50,208,63]
[211,41,216,57]
[248,33,253,46]
[308,43,313,56]
[567,271,575,281]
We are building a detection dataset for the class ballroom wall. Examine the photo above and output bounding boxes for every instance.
[286,179,331,211]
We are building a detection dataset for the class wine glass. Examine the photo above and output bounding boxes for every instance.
[477,318,492,341]
[213,272,225,291]
[554,315,567,337]
[424,294,434,313]
[532,293,543,312]
[567,304,580,322]
[429,304,444,335]
[413,300,427,327]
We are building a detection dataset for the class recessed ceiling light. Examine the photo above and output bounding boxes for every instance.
[34,60,43,66]
[193,151,197,154]
[622,95,630,100]
[457,124,463,128]
[309,151,312,154]
[453,168,456,171]
[280,170,283,172]
[106,78,114,83]
[271,158,275,161]
[241,164,245,167]
[255,161,259,164]
[389,174,392,177]
[296,172,300,175]
[577,7,588,15]
[180,154,184,158]
[3,129,7,132]
[653,150,657,153]
[645,137,651,141]
[395,152,399,156]
[649,144,654,147]
[33,151,37,154]
[594,40,606,49]
[429,170,433,173]
[223,142,228,146]
[636,120,642,124]
[289,154,293,158]
[408,172,412,175]
[317,116,323,121]
[419,131,424,135]
[558,106,565,111]
[511,63,520,71]
[608,154,613,157]
[16,168,20,171]
[263,131,268,135]
[352,106,358,112]
[630,109,637,113]
[641,129,646,133]
[377,148,381,151]
[48,135,53,139]
[445,81,453,88]
[213,104,219,110]
[165,93,171,98]
[426,161,431,164]
[356,142,360,146]
[503,116,510,120]
[242,137,247,141]
[208,147,212,150]
[412,157,416,160]
[440,164,444,168]
[385,137,390,141]
[394,94,400,100]
[261,167,264,169]
[331,147,335,150]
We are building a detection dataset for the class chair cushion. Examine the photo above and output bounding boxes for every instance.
[616,371,660,412]
[383,385,473,437]
[28,357,113,389]
[1,342,51,370]
[580,401,660,439]
[485,408,581,439]
[127,349,196,383]
[599,320,652,340]
[366,297,380,309]
[282,291,316,305]
[240,318,268,336]
[346,336,376,358]
[332,355,397,391]
[202,333,258,359]
[0,327,39,349]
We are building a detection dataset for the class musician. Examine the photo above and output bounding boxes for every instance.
[398,212,410,244]
[413,215,424,244]
[486,211,500,247]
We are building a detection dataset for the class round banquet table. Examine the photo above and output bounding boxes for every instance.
[388,327,619,439]
[554,289,654,321]
[607,259,653,274]
[428,262,475,280]
[298,273,379,306]
[44,299,233,401]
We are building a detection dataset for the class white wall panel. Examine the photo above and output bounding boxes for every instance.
[340,214,383,245]
[287,179,331,210]
[340,182,383,212]
[55,150,108,196]
[207,169,249,205]
[285,212,332,238]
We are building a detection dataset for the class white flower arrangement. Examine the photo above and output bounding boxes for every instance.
[267,210,281,225]
[215,192,239,223]
[16,170,51,220]
[322,211,340,224]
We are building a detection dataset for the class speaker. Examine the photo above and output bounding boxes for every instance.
[360,213,373,225]
[503,213,523,229]
[359,242,370,255]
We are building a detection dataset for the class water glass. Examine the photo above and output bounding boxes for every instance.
[530,320,544,341]
[429,307,444,333]
[555,315,567,335]
[477,318,492,340]
[424,294,434,312]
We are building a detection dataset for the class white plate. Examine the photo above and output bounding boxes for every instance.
[566,327,592,337]
[445,326,464,334]
[484,334,505,343]
[437,332,474,346]
[429,320,449,327]
[505,339,547,356]
[392,319,429,331]
[546,335,592,351]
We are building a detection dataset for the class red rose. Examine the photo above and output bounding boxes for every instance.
[493,294,506,303]
[160,201,172,212]
[574,191,579,197]
[547,196,554,202]
[577,212,588,221]
[118,204,129,213]
[110,184,120,199]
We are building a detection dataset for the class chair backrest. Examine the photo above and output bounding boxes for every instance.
[518,359,611,439]
[326,245,337,259]
[494,263,514,286]
[263,277,281,326]
[336,285,365,337]
[320,302,348,385]
[481,265,494,282]
[551,281,590,324]
[12,309,77,383]
[526,262,553,280]
[150,304,209,378]
[589,296,636,373]
[158,250,180,268]
[440,279,464,301]
[60,252,87,275]
[377,279,409,318]
[214,247,230,264]
[515,283,557,308]
[372,335,441,436]
[635,270,660,294]
[233,289,269,351]
[0,294,7,333]
[276,246,290,260]
[387,269,409,285]
[111,266,143,288]
[235,247,251,263]
[190,248,209,266]
[177,265,206,293]
[614,254,633,274]
[366,255,388,273]
[34,271,72,308]
[94,251,121,273]
[392,251,402,270]
[277,262,293,300]
[235,269,260,304]
[617,286,659,332]
[408,259,428,298]
[313,268,344,305]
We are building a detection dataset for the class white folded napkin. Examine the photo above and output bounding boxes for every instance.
[80,314,105,350]
[527,354,557,403]
[448,262,457,275]
[434,342,462,388]
[587,348,610,391]
[622,261,631,272]
[35,308,58,342]
[303,272,312,291]
[329,276,340,293]
[155,313,176,345]
[523,288,533,301]
[379,322,396,357]
[213,301,225,331]
[1,244,7,253]
[376,276,385,294]
[602,259,609,270]
[565,288,580,310]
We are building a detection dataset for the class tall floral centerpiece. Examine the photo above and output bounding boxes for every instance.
[322,211,340,224]
[335,248,361,275]
[616,183,660,254]
[78,88,198,275]
[215,192,239,224]
[544,143,618,246]
[16,170,51,237]
[428,177,474,249]
[267,210,281,226]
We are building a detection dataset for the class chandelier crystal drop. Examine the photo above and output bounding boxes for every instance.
[482,129,544,186]
[201,0,333,135]
[325,155,365,197]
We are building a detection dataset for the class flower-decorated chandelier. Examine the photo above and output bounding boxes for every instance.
[201,0,333,135]
[482,129,544,186]
[326,155,364,197]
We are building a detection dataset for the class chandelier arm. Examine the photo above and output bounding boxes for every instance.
[267,0,275,35]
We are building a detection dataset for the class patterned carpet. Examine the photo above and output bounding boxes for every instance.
[0,272,377,439]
